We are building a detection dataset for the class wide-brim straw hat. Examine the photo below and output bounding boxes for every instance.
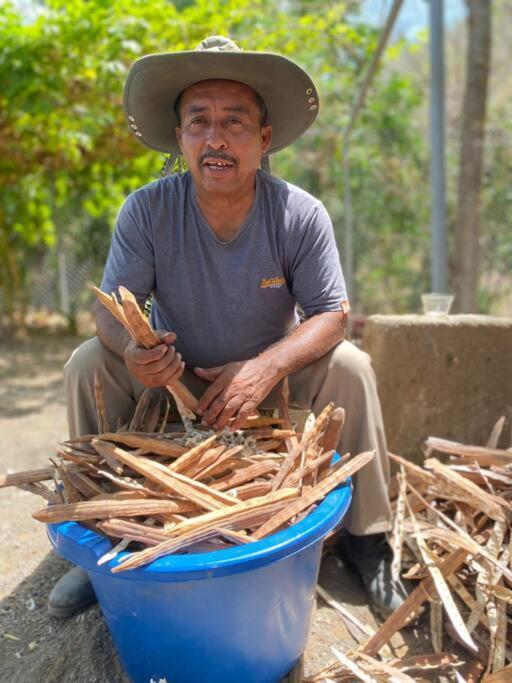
[123,35,319,156]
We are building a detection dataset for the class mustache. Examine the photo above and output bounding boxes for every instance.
[200,150,236,165]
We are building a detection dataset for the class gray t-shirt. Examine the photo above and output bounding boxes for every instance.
[101,170,347,369]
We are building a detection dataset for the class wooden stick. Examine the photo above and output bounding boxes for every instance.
[276,377,299,454]
[405,496,477,652]
[93,287,128,327]
[388,452,437,484]
[66,470,106,498]
[316,584,384,646]
[301,403,334,450]
[129,388,151,432]
[233,415,285,429]
[212,461,278,491]
[318,407,345,478]
[253,451,373,539]
[283,450,334,488]
[271,443,303,491]
[92,286,198,414]
[88,466,171,499]
[405,479,512,582]
[228,481,273,500]
[245,428,297,440]
[97,432,187,457]
[360,549,468,656]
[181,445,226,479]
[168,434,219,473]
[98,518,170,545]
[482,664,512,683]
[141,457,238,507]
[52,458,82,504]
[0,467,56,488]
[254,439,282,452]
[18,483,60,504]
[93,370,110,434]
[355,651,416,683]
[33,497,196,523]
[93,439,235,511]
[112,488,298,572]
[425,458,508,521]
[486,416,506,449]
[143,399,162,433]
[390,466,407,582]
[386,652,464,674]
[195,455,247,480]
[426,436,512,465]
[330,646,374,682]
[195,446,244,480]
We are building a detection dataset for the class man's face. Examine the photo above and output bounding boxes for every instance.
[175,80,272,196]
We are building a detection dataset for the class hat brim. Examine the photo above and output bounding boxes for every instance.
[123,50,319,155]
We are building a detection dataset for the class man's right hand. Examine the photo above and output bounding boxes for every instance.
[123,331,185,388]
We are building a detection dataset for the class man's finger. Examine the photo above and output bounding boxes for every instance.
[162,360,185,387]
[130,344,168,364]
[144,348,179,375]
[214,396,245,430]
[194,366,224,382]
[160,352,183,383]
[156,331,177,345]
[201,391,231,427]
[196,377,225,416]
[230,401,259,431]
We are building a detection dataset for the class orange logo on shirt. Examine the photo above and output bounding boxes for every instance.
[260,276,286,289]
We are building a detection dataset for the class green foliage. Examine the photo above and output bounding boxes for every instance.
[0,0,428,324]
[478,120,512,312]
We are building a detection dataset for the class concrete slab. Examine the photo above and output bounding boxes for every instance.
[363,314,512,463]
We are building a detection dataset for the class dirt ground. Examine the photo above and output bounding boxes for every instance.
[0,333,440,682]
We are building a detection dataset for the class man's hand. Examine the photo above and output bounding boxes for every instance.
[124,331,185,388]
[195,357,280,431]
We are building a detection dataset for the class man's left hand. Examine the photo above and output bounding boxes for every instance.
[194,357,280,431]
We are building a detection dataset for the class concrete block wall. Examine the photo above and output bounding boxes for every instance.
[363,315,512,464]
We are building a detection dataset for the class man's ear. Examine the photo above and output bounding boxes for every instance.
[261,125,272,155]
[175,127,183,152]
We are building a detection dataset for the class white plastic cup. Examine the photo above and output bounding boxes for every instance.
[421,293,454,315]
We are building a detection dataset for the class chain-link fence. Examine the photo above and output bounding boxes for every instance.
[27,247,98,319]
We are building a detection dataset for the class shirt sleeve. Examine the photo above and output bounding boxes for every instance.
[288,202,348,317]
[100,192,155,306]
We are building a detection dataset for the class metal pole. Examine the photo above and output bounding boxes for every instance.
[343,153,353,301]
[428,0,448,292]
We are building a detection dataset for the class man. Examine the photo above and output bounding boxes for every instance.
[50,36,407,619]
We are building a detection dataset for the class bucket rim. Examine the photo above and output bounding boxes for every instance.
[47,455,352,580]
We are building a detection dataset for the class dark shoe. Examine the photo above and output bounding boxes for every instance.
[336,532,410,619]
[48,567,97,618]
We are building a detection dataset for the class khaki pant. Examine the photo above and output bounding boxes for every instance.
[64,337,391,535]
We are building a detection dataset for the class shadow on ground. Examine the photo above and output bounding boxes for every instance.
[0,552,126,683]
[0,336,82,419]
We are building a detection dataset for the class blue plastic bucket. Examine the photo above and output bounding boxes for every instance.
[48,473,351,683]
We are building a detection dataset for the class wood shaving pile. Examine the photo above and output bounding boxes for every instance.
[307,416,512,682]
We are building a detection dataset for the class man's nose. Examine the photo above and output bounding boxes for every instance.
[204,122,227,149]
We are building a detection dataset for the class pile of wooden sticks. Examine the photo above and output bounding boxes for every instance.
[0,386,371,572]
[307,417,512,682]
